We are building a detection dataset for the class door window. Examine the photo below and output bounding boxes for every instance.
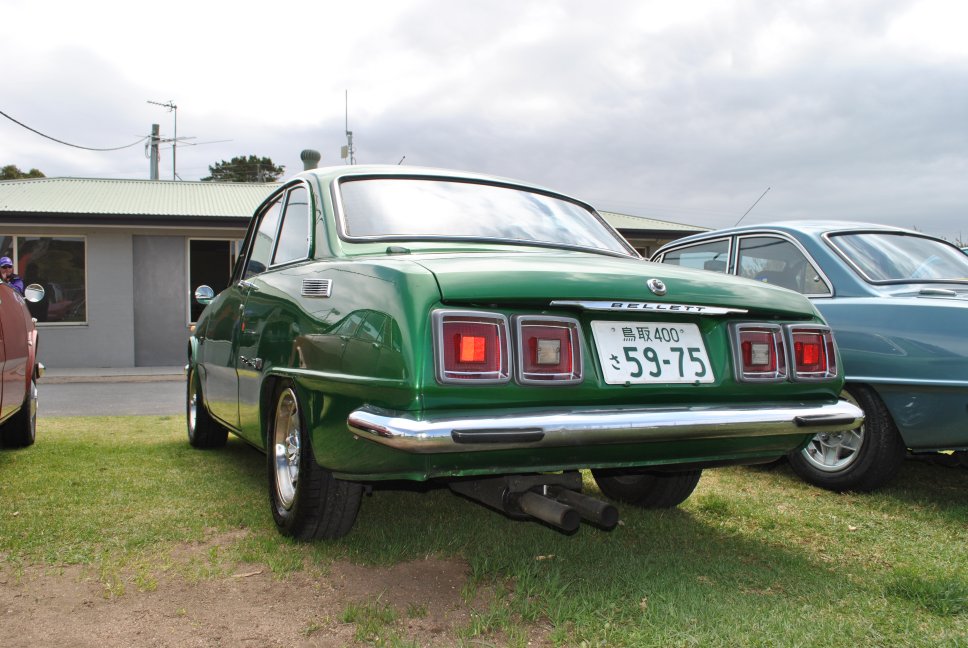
[737,236,831,295]
[659,239,730,273]
[272,186,310,265]
[244,198,283,279]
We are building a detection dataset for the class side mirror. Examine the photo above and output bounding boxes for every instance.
[194,285,215,305]
[24,283,45,303]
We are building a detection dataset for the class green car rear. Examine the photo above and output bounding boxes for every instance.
[188,166,862,538]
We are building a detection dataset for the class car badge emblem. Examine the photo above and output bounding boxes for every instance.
[647,278,667,296]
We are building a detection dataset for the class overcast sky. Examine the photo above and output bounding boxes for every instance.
[3,0,966,240]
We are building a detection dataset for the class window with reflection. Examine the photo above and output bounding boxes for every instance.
[338,178,631,254]
[737,236,830,295]
[273,186,310,265]
[828,232,968,282]
[660,239,730,273]
[244,197,282,279]
[0,235,86,323]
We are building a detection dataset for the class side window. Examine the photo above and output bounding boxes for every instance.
[737,236,831,296]
[273,186,310,265]
[660,239,730,273]
[244,197,283,279]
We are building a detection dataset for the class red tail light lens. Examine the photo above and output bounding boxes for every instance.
[788,326,837,380]
[514,316,583,384]
[731,324,787,382]
[434,311,510,383]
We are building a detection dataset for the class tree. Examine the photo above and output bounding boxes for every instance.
[1,165,45,180]
[201,155,285,183]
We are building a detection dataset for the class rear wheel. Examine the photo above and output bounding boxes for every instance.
[267,381,362,540]
[0,378,37,448]
[591,468,702,508]
[186,366,227,448]
[788,384,905,492]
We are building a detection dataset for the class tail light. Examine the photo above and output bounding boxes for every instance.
[731,323,787,382]
[514,316,583,384]
[787,325,837,380]
[433,311,510,384]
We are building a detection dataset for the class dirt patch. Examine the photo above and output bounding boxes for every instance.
[0,537,551,647]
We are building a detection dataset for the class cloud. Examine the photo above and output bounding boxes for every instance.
[2,0,967,240]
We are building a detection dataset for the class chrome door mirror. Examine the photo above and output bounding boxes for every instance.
[194,285,215,305]
[23,283,45,303]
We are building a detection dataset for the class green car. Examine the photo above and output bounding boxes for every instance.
[187,165,862,538]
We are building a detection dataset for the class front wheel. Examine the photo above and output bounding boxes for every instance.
[788,384,906,492]
[591,468,702,508]
[267,382,362,540]
[0,379,37,448]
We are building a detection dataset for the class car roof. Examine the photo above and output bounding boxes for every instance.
[296,164,565,197]
[663,220,917,247]
[720,220,911,236]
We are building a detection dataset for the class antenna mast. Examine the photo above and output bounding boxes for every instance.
[147,100,178,179]
[735,187,771,226]
[341,90,356,165]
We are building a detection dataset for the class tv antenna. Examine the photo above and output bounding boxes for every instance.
[340,90,356,165]
[147,99,185,179]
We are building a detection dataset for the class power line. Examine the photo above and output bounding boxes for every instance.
[0,108,148,151]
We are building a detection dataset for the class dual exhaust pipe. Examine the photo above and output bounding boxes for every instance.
[449,473,619,533]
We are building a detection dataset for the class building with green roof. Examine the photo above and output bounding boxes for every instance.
[0,175,704,368]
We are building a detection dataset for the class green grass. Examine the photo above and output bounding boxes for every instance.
[1,416,966,646]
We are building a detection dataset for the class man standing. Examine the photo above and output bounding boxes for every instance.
[0,256,24,295]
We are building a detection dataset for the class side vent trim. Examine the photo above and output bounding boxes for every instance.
[302,278,333,298]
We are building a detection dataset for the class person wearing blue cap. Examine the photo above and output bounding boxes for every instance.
[0,256,24,295]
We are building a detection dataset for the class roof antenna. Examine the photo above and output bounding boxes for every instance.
[735,187,770,226]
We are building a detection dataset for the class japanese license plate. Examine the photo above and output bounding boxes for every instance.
[591,321,715,385]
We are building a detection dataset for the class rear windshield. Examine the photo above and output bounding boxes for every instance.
[337,177,632,255]
[828,232,968,282]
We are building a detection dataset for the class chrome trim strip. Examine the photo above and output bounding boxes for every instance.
[551,300,747,315]
[347,400,864,453]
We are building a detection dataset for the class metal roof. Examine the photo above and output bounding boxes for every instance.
[599,210,709,234]
[0,177,276,218]
[0,176,707,236]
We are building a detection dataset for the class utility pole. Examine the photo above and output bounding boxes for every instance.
[148,100,178,179]
[340,90,355,165]
[148,123,160,180]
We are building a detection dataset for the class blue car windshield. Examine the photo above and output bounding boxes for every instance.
[337,177,632,255]
[829,232,968,282]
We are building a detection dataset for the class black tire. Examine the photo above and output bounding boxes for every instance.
[788,384,905,492]
[267,381,362,540]
[0,378,37,448]
[187,366,227,448]
[591,468,702,508]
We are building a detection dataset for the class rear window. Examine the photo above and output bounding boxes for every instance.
[337,177,631,255]
[829,232,968,282]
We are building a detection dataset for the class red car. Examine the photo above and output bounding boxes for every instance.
[0,282,44,447]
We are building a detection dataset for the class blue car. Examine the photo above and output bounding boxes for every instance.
[652,221,968,491]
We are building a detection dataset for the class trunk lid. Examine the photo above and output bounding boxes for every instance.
[412,251,815,318]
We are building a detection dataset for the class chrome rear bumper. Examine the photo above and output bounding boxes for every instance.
[347,400,864,454]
